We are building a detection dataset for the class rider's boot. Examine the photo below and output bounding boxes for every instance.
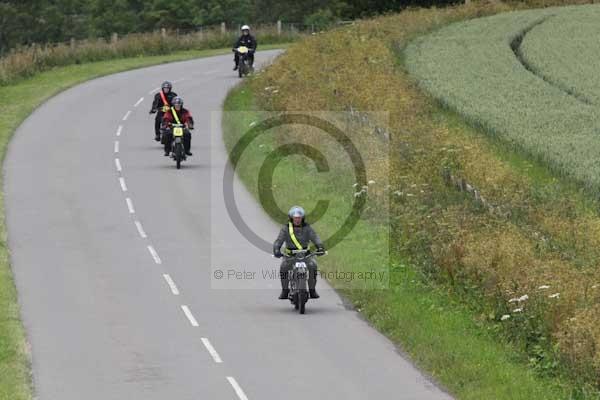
[233,63,239,71]
[278,289,289,300]
[309,289,320,299]
[155,134,161,142]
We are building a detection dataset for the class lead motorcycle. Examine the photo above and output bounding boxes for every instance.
[234,46,254,78]
[284,249,326,314]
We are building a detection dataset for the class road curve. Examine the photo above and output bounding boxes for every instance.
[5,51,452,400]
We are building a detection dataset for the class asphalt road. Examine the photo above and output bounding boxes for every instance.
[5,51,453,400]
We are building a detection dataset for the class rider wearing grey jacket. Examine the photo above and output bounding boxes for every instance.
[273,206,325,300]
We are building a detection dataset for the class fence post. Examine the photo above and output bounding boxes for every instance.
[198,26,203,41]
[221,22,226,35]
[70,37,76,50]
[111,33,118,44]
[161,28,167,39]
[277,20,282,36]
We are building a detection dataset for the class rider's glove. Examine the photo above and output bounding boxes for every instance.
[274,250,283,258]
[150,109,157,114]
[316,247,325,254]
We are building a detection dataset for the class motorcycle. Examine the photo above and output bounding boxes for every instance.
[170,123,188,169]
[284,249,326,314]
[234,46,254,78]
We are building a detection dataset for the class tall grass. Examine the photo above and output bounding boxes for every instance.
[243,1,600,394]
[0,26,297,86]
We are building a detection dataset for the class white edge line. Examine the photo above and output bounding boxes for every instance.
[181,305,199,327]
[116,125,123,136]
[201,338,223,363]
[123,110,131,121]
[115,158,122,172]
[134,97,144,107]
[114,141,119,153]
[126,198,135,214]
[227,377,249,400]
[147,245,161,264]
[119,177,128,192]
[134,220,147,238]
[162,274,180,295]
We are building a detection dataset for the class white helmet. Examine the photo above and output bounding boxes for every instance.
[241,25,250,31]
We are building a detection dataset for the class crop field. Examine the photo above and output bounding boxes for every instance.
[405,4,600,192]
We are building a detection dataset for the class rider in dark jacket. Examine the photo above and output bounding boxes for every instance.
[273,206,325,300]
[149,81,177,142]
[233,25,257,70]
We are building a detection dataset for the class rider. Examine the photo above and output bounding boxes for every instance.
[161,97,194,157]
[233,25,257,71]
[149,81,178,142]
[273,206,325,300]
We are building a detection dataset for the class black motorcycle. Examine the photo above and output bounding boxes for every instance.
[234,46,254,78]
[284,249,326,314]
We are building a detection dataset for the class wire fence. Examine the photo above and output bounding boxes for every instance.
[0,21,308,86]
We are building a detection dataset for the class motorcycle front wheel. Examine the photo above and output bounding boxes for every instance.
[299,290,308,314]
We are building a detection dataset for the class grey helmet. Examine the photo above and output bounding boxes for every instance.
[172,96,183,107]
[288,206,305,221]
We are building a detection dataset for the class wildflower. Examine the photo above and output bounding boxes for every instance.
[406,193,415,197]
[249,121,257,127]
[538,285,550,290]
[354,192,363,198]
[501,314,511,321]
[353,183,359,188]
[508,298,519,303]
[592,284,599,289]
[512,308,523,313]
[549,293,560,299]
[368,180,376,185]
[393,191,403,197]
[518,294,529,302]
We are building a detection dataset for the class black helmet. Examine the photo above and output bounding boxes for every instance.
[172,96,183,107]
[161,81,172,90]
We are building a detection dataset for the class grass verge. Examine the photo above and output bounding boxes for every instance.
[222,85,584,400]
[0,44,286,400]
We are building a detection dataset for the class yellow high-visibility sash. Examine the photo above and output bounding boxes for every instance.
[170,107,182,124]
[288,222,304,250]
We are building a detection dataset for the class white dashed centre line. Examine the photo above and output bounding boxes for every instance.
[134,97,144,107]
[227,377,249,400]
[122,110,131,121]
[147,245,162,264]
[116,125,123,136]
[201,338,223,363]
[126,198,135,214]
[114,141,119,153]
[181,305,199,327]
[115,158,122,172]
[162,274,180,295]
[119,177,128,192]
[134,220,147,238]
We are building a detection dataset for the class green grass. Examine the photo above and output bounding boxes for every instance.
[404,4,600,193]
[222,85,588,400]
[0,44,287,400]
